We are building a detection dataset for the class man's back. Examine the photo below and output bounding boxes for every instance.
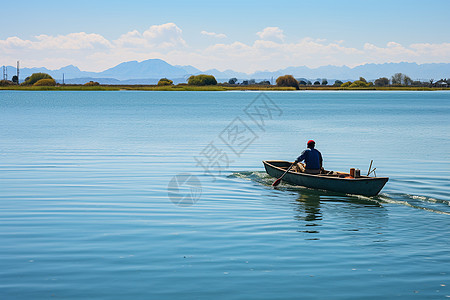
[298,148,322,170]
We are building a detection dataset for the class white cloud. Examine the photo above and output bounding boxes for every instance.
[35,33,112,50]
[410,42,450,57]
[0,33,111,51]
[361,41,450,64]
[142,23,186,48]
[205,41,252,54]
[0,36,33,49]
[0,23,188,71]
[114,30,148,48]
[115,23,186,49]
[363,41,417,57]
[200,37,450,72]
[1,24,449,73]
[201,31,227,38]
[256,27,285,42]
[201,38,364,71]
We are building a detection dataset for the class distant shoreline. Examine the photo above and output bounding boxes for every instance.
[0,85,448,91]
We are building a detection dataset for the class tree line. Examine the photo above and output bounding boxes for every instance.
[2,72,448,88]
[231,73,449,89]
[181,73,448,88]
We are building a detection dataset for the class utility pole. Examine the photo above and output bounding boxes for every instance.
[2,66,6,80]
[17,61,20,83]
[62,73,65,85]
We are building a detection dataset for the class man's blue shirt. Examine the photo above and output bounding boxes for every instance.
[297,148,323,169]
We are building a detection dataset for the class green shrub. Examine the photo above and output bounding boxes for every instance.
[157,78,173,86]
[188,75,217,86]
[341,81,352,87]
[276,75,299,89]
[333,80,343,86]
[349,80,370,88]
[228,78,237,84]
[33,78,56,86]
[84,81,100,86]
[0,80,14,86]
[374,77,389,86]
[23,73,53,85]
[349,80,373,88]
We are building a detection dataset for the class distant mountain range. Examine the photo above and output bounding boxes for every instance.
[2,59,449,84]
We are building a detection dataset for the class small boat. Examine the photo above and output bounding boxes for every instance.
[263,160,388,197]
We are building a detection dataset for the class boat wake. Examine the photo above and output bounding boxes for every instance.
[228,171,276,186]
[229,171,450,215]
[377,193,450,215]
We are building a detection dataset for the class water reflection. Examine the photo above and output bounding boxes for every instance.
[291,190,388,241]
[293,192,322,239]
[294,192,322,223]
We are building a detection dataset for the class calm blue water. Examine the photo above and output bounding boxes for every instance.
[0,91,449,299]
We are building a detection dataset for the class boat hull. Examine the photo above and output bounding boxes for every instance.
[263,160,388,197]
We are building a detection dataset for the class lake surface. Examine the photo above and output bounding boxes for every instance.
[0,91,449,299]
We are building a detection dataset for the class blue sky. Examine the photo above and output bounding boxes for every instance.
[1,0,449,72]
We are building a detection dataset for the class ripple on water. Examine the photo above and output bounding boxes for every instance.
[230,171,450,216]
[1,91,449,299]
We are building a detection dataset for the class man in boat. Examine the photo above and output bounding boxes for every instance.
[293,140,323,175]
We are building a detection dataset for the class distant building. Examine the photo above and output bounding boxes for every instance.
[435,80,448,87]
